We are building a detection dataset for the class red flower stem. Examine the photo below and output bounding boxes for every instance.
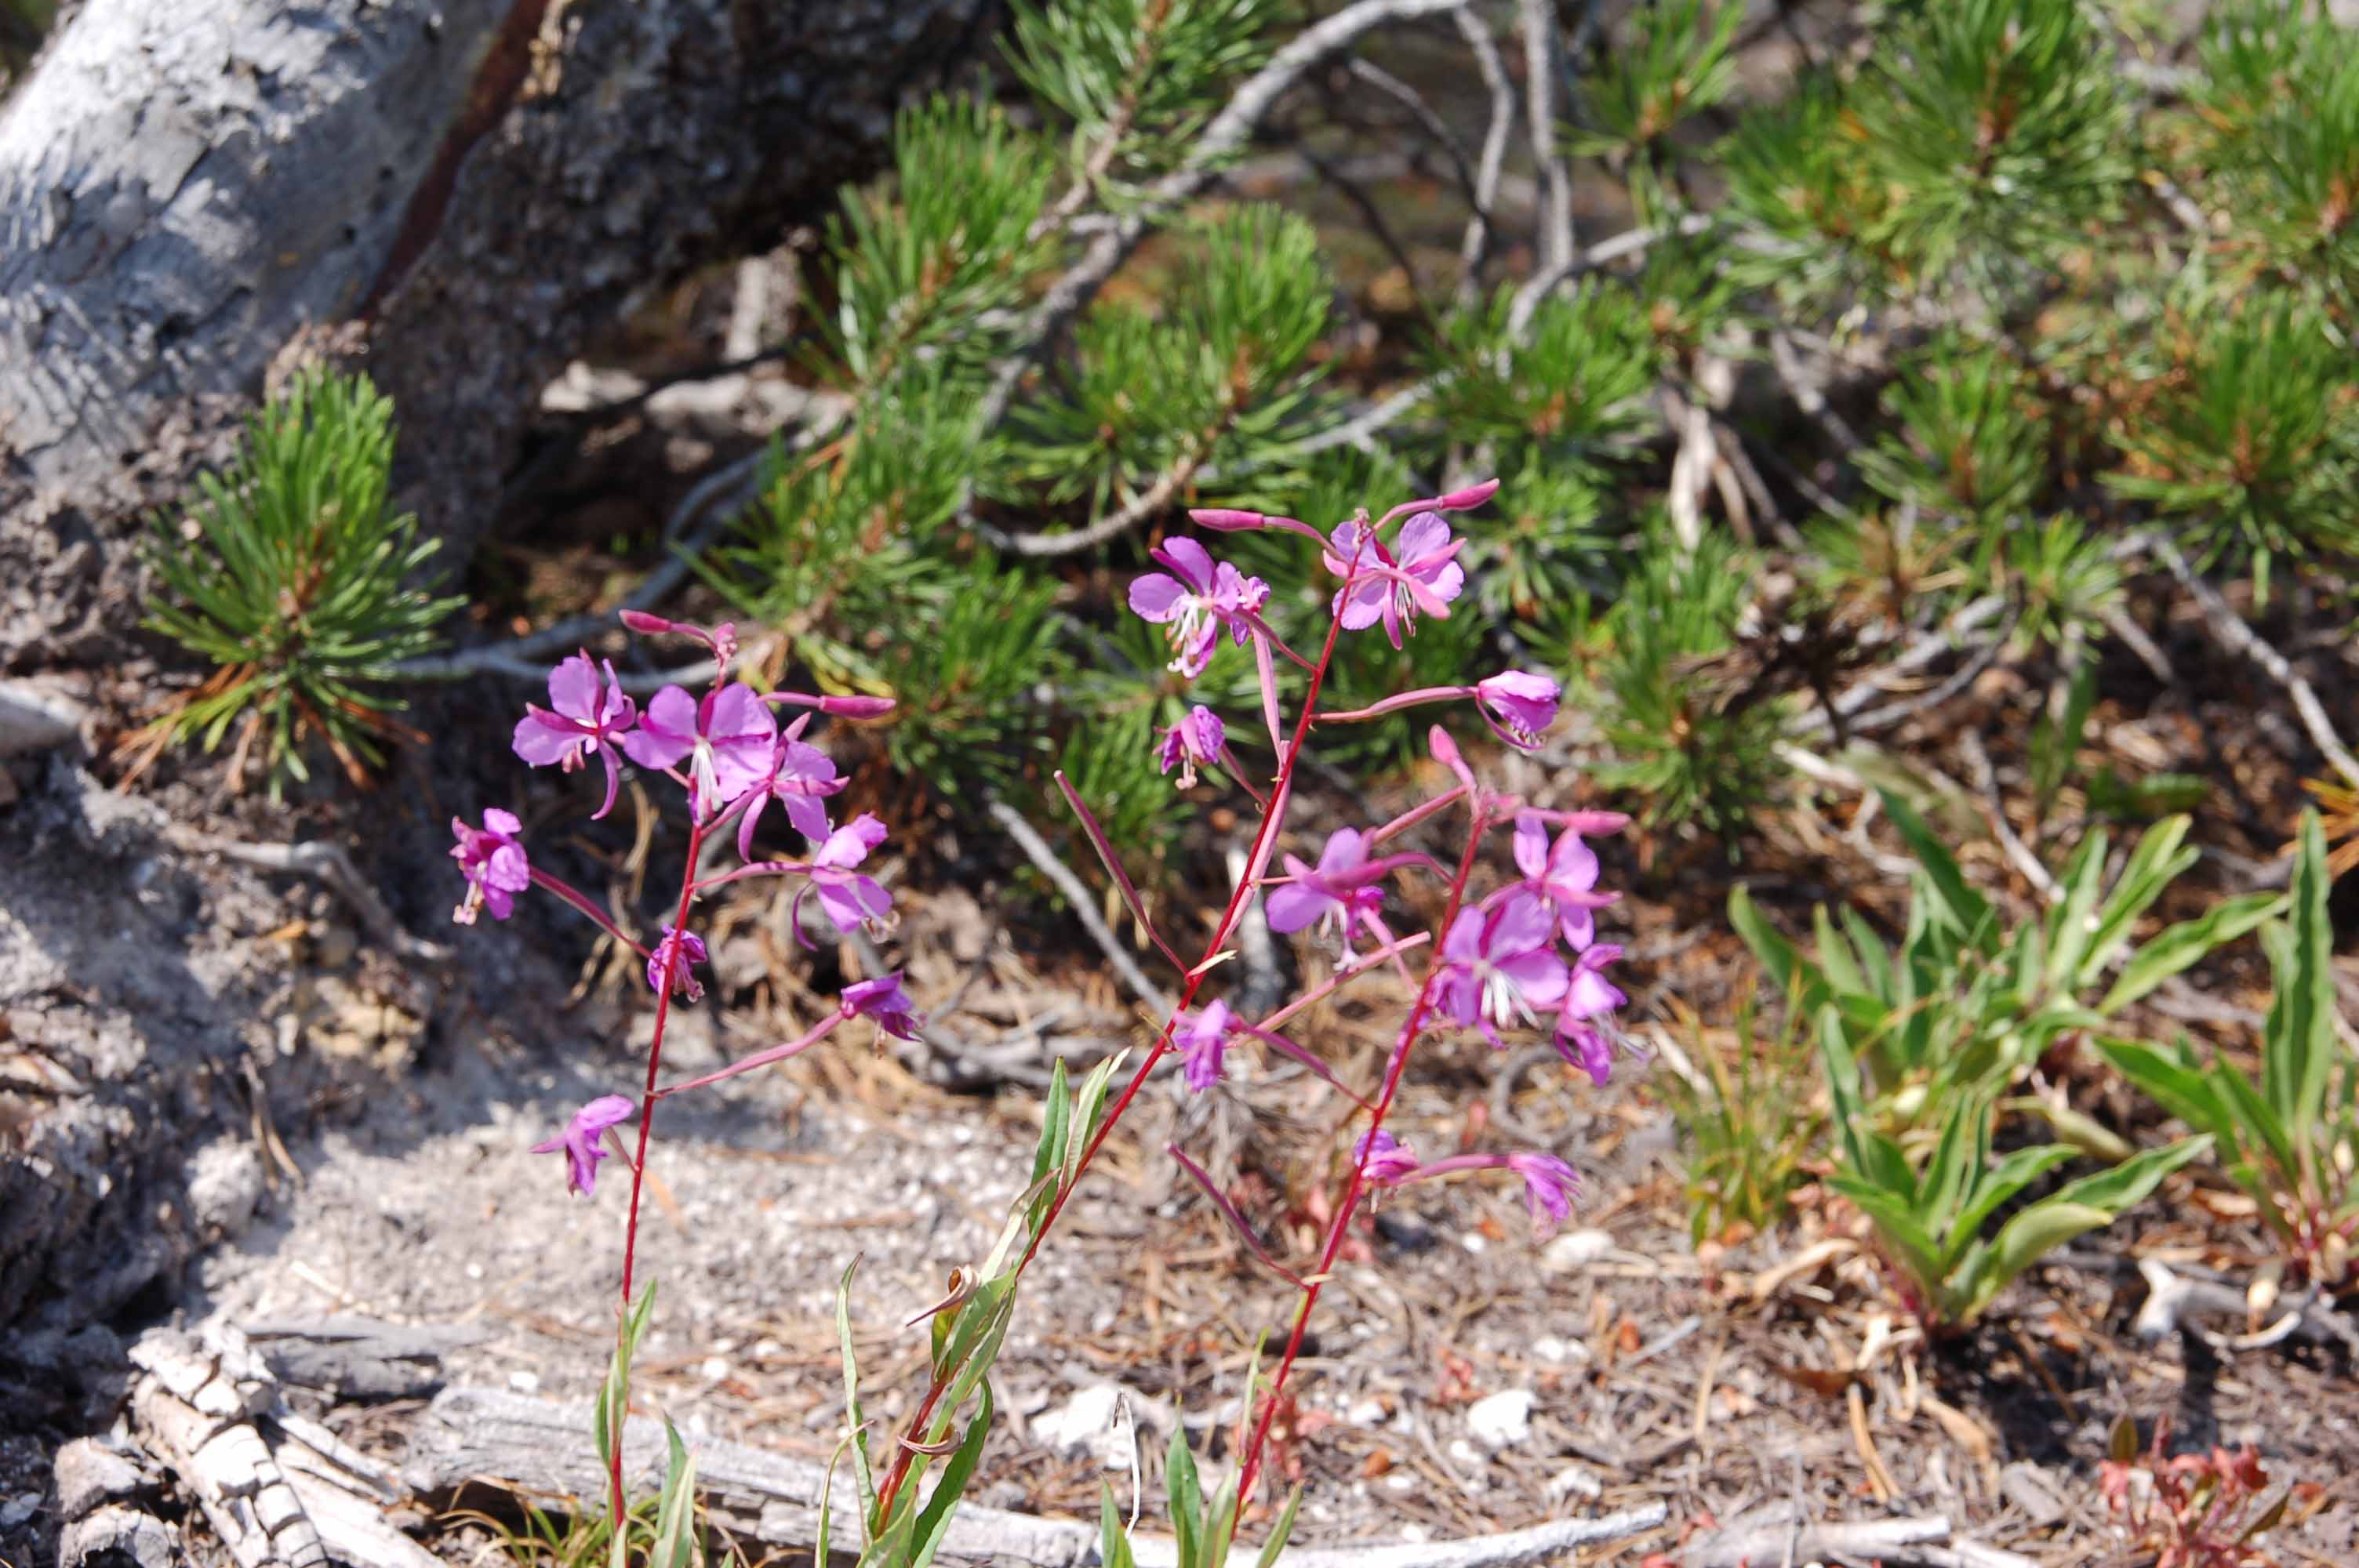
[1234,802,1488,1510]
[609,815,707,1527]
[869,606,1354,1526]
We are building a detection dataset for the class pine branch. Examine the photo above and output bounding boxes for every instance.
[969,0,1472,455]
[2154,538,2359,788]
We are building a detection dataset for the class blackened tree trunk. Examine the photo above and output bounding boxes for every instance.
[0,0,995,1359]
[0,0,998,670]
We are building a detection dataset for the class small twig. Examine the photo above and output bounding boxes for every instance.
[986,799,1176,1018]
[1516,0,1577,273]
[2131,1257,2359,1356]
[1685,1512,1961,1568]
[1840,607,2019,737]
[169,832,451,963]
[1348,56,1479,215]
[1958,730,2056,903]
[998,445,1216,558]
[1768,328,1867,456]
[1450,4,1514,304]
[2100,604,2175,681]
[1506,215,1710,335]
[398,447,772,681]
[2153,538,2359,787]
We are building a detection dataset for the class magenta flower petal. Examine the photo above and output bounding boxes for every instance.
[1128,572,1187,622]
[1154,536,1214,590]
[1156,705,1226,786]
[511,713,578,766]
[623,686,697,769]
[842,972,921,1040]
[783,794,833,842]
[1395,512,1452,561]
[816,813,889,868]
[1263,878,1327,935]
[1513,813,1550,879]
[1507,1152,1577,1235]
[1175,1000,1232,1093]
[530,1094,635,1198]
[1354,1130,1421,1185]
[646,925,708,1002]
[450,811,531,924]
[547,652,601,721]
[1488,892,1554,954]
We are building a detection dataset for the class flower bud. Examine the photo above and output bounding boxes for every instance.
[1434,477,1501,511]
[1188,507,1274,531]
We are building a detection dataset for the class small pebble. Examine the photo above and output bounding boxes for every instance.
[507,1370,540,1394]
[1467,1388,1536,1448]
[1545,1464,1603,1501]
[1542,1228,1615,1272]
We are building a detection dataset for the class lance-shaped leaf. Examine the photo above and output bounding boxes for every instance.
[1169,1143,1307,1288]
[1056,770,1185,971]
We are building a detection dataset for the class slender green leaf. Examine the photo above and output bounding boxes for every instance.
[2098,892,2284,1014]
[836,1260,876,1515]
[2266,811,2335,1148]
[910,1382,996,1568]
[1166,1425,1203,1568]
[1879,788,1990,938]
[1254,1486,1305,1568]
[650,1421,700,1568]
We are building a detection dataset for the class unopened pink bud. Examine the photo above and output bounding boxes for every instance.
[1429,725,1476,793]
[1188,507,1272,532]
[619,609,673,634]
[1559,810,1631,837]
[1436,478,1500,511]
[820,695,896,719]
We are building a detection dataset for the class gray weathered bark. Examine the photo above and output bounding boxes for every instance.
[0,0,996,670]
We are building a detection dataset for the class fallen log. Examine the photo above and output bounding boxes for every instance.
[409,1385,1671,1568]
[0,0,993,670]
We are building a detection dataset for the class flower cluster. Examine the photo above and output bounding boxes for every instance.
[1107,479,1638,1240]
[449,621,912,1198]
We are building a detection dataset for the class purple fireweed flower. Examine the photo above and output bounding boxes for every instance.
[530,1094,635,1198]
[1127,538,1270,678]
[1354,1129,1422,1185]
[808,813,893,935]
[1512,812,1618,951]
[1437,894,1570,1049]
[1157,705,1225,788]
[1265,828,1386,957]
[1475,670,1561,750]
[622,682,776,813]
[1173,1000,1233,1093]
[1323,513,1467,648]
[647,925,708,1002]
[1554,943,1635,1085]
[513,652,638,818]
[1507,1151,1578,1235]
[450,809,530,925]
[841,972,921,1041]
[1565,941,1626,1018]
[737,716,846,860]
